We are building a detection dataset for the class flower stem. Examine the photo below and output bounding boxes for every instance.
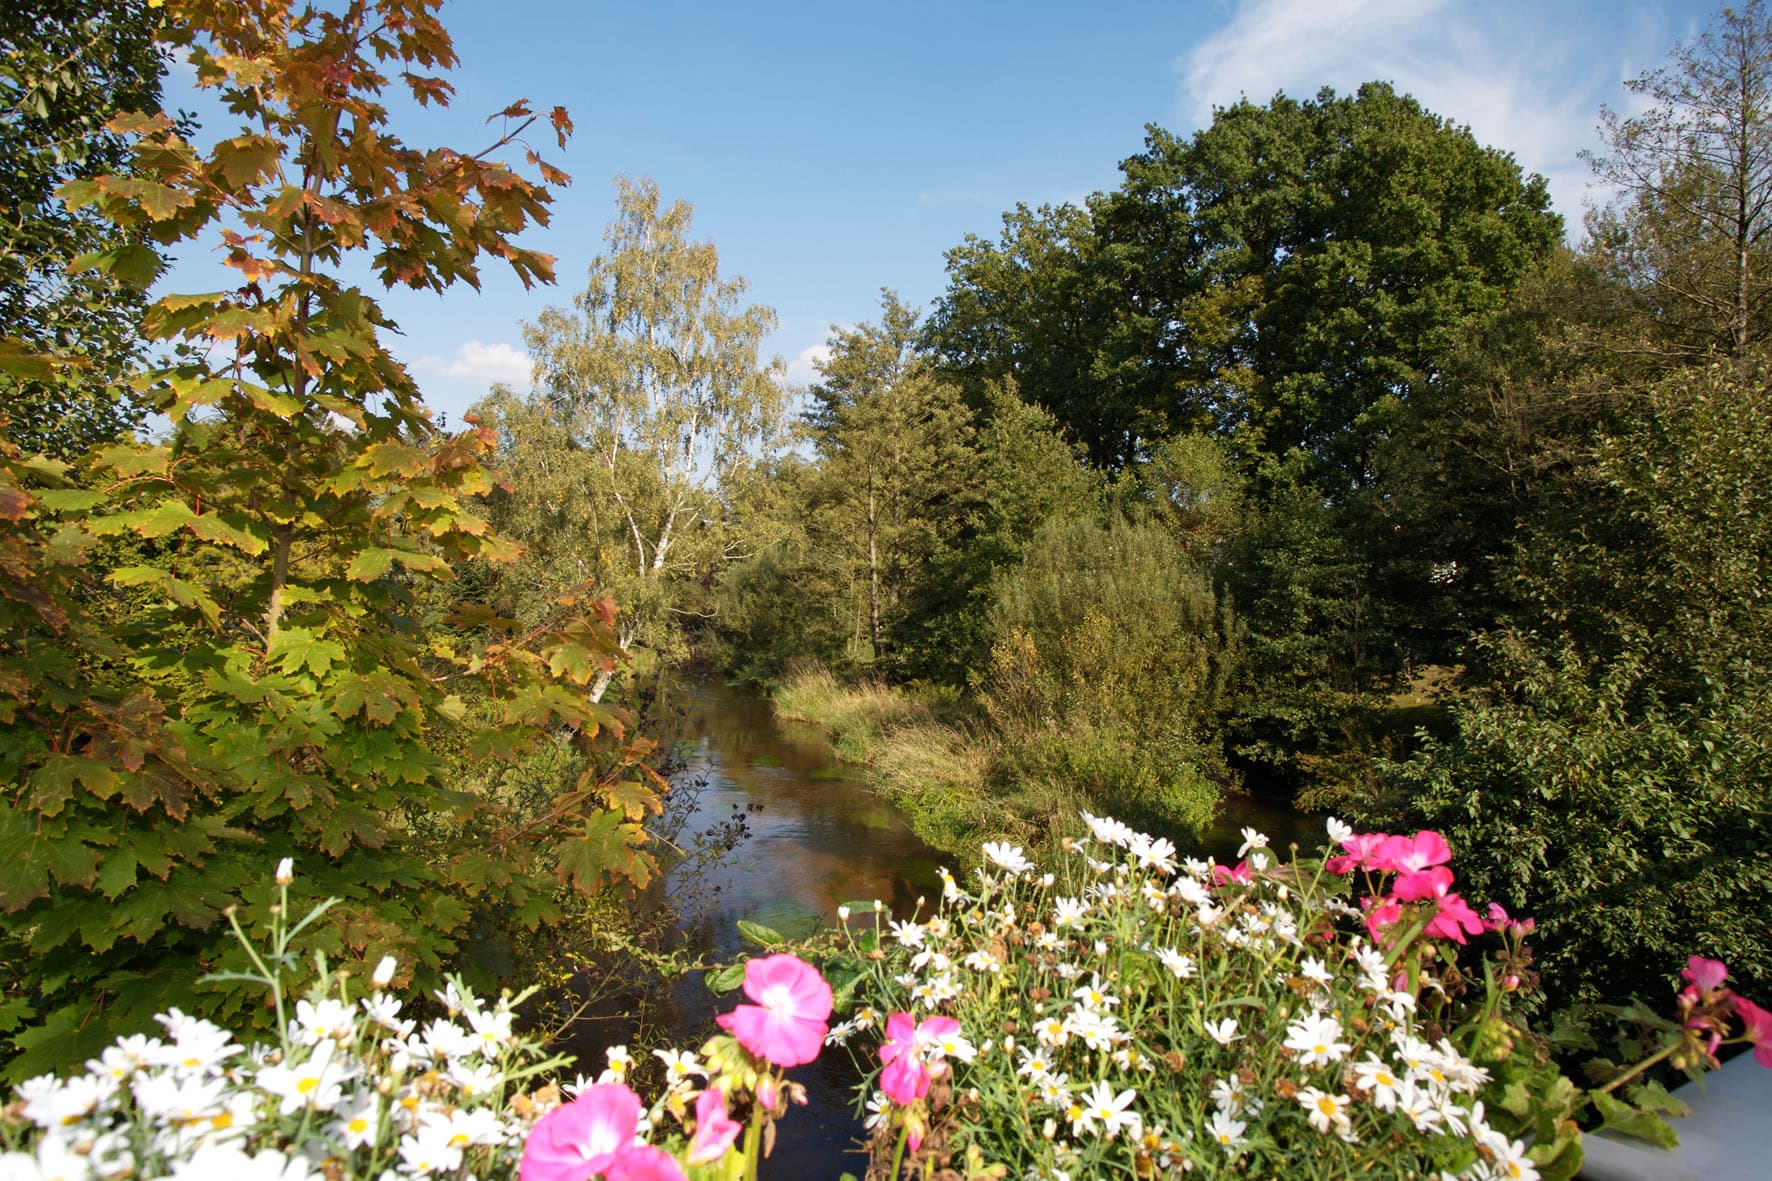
[888,1112,911,1180]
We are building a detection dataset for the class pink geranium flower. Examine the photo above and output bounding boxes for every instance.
[1363,897,1403,943]
[1733,995,1772,1069]
[604,1146,687,1181]
[1392,865,1455,902]
[1424,893,1483,944]
[1326,832,1391,875]
[686,1087,742,1164]
[1683,955,1729,993]
[1211,860,1253,887]
[1378,831,1452,875]
[716,954,833,1068]
[520,1083,642,1181]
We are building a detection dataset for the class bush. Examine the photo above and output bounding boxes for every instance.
[1372,364,1772,1010]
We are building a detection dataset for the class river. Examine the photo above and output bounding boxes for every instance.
[561,678,1317,1177]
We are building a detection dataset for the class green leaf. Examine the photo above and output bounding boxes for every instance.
[705,963,745,994]
[269,627,346,677]
[27,757,122,816]
[1591,1089,1680,1149]
[346,547,449,581]
[736,919,785,949]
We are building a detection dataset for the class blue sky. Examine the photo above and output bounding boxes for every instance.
[162,0,1719,425]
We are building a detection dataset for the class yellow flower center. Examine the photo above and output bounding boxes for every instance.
[298,1077,321,1094]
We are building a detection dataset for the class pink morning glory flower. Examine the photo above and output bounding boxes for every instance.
[519,1082,642,1181]
[604,1145,687,1181]
[686,1087,742,1164]
[716,954,833,1068]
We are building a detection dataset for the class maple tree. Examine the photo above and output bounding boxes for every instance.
[0,0,663,1079]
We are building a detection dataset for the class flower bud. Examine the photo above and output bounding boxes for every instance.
[837,905,851,922]
[275,857,294,886]
[373,955,398,988]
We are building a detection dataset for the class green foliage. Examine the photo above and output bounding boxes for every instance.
[1584,0,1772,359]
[0,0,663,1080]
[0,0,166,458]
[1373,362,1772,1009]
[983,513,1236,837]
[489,176,788,700]
[890,384,1102,684]
[800,292,975,671]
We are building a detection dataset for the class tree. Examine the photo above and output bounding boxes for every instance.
[0,0,167,458]
[1119,84,1562,495]
[0,0,660,1079]
[508,176,787,700]
[803,292,973,667]
[1585,0,1772,360]
[1371,362,1772,1010]
[925,202,1172,470]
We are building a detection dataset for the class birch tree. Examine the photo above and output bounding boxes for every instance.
[1586,0,1772,359]
[505,177,787,699]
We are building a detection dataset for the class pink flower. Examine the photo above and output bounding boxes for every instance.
[1326,832,1391,875]
[716,954,833,1068]
[1393,866,1455,902]
[1379,831,1453,874]
[604,1146,686,1181]
[520,1083,642,1181]
[686,1087,741,1165]
[1211,860,1253,887]
[1482,902,1534,936]
[1682,956,1729,994]
[879,1012,959,1105]
[1733,996,1772,1069]
[1363,896,1403,942]
[1424,893,1483,944]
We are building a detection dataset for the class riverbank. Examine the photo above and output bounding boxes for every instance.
[772,668,994,859]
[771,666,1319,862]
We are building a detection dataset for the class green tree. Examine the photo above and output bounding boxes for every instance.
[1118,84,1562,494]
[925,202,1172,470]
[0,0,660,1079]
[1372,362,1772,1010]
[0,0,166,458]
[506,177,787,700]
[803,292,974,668]
[1585,0,1772,360]
[889,382,1102,684]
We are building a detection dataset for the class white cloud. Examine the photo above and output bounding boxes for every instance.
[1177,0,1681,227]
[414,340,533,387]
[787,340,832,386]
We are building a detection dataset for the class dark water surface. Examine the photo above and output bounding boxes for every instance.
[654,682,946,1179]
[569,680,1314,1178]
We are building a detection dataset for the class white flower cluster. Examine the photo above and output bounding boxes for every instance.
[842,813,1543,1181]
[1,971,547,1181]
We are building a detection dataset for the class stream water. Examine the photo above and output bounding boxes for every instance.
[564,678,1316,1178]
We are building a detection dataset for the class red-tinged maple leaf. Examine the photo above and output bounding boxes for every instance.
[550,105,574,148]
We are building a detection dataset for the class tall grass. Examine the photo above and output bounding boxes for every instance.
[773,665,993,856]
